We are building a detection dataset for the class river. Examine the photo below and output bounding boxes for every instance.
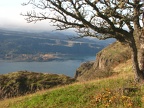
[0,56,96,77]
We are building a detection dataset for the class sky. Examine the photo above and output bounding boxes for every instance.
[0,0,143,32]
[0,0,55,32]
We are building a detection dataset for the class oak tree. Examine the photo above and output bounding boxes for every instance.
[23,0,144,81]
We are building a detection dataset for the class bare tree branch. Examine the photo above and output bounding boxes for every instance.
[22,0,144,81]
[22,0,143,42]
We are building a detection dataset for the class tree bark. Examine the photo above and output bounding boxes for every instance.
[138,28,144,81]
[131,0,144,81]
[129,34,144,82]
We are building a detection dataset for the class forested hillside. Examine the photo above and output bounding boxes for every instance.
[0,29,114,61]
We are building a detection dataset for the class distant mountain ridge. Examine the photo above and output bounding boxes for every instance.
[0,29,115,61]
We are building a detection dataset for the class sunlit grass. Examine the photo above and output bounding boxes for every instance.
[1,59,144,108]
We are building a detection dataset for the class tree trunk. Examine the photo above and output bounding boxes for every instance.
[129,34,144,82]
[132,0,144,81]
[138,28,144,80]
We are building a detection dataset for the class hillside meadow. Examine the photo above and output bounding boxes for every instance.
[1,60,144,108]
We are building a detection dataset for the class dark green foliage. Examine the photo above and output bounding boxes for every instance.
[0,71,75,99]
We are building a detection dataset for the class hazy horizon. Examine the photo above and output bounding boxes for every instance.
[0,0,57,32]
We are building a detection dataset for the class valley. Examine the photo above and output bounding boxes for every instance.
[0,29,114,62]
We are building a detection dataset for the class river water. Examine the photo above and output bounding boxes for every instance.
[0,56,96,77]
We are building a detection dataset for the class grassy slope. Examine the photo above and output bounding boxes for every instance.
[0,71,75,100]
[1,60,144,108]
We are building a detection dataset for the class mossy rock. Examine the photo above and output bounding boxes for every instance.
[0,71,75,99]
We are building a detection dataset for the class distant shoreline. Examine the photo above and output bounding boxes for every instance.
[0,54,96,62]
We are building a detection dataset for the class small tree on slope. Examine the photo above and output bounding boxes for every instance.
[23,0,144,82]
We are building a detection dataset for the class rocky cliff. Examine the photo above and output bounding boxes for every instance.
[75,41,131,81]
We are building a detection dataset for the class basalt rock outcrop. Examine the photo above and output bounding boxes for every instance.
[75,41,131,81]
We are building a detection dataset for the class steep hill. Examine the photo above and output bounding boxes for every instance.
[75,41,131,81]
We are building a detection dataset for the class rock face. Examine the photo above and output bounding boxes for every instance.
[0,71,75,100]
[75,41,131,81]
[93,42,131,69]
[75,61,94,79]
